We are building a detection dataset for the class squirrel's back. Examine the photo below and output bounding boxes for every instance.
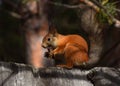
[57,34,88,52]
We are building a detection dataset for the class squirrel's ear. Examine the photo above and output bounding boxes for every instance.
[49,24,57,36]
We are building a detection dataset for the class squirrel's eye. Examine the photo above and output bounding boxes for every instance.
[48,38,51,41]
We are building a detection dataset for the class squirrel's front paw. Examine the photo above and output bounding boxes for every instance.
[49,51,55,59]
[44,52,50,58]
[44,51,54,59]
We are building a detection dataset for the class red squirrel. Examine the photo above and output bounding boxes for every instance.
[42,26,89,69]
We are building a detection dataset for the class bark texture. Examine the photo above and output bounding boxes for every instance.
[0,62,120,86]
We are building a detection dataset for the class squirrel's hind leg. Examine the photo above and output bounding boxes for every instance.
[56,63,73,69]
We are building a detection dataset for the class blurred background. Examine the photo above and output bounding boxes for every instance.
[0,0,25,63]
[0,0,120,67]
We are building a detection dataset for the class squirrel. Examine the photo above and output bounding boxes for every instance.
[42,26,89,69]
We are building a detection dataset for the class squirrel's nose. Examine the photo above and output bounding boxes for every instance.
[41,43,47,48]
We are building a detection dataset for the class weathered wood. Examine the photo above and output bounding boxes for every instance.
[88,67,120,86]
[0,62,92,86]
[0,62,120,86]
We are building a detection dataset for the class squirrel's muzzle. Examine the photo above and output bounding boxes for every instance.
[41,43,47,48]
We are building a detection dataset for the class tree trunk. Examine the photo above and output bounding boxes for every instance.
[20,0,54,68]
[0,62,120,86]
[25,21,49,68]
[78,4,120,68]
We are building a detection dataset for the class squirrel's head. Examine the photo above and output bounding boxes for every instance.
[42,25,58,48]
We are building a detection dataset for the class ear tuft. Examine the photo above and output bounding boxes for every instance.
[49,23,57,36]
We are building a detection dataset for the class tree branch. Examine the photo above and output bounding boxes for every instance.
[80,0,99,12]
[48,1,86,9]
[115,8,120,12]
[80,0,120,28]
[0,62,120,86]
[48,0,120,28]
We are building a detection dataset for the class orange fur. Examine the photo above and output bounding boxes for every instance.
[42,28,89,69]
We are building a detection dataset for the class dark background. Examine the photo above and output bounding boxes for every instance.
[0,0,120,66]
